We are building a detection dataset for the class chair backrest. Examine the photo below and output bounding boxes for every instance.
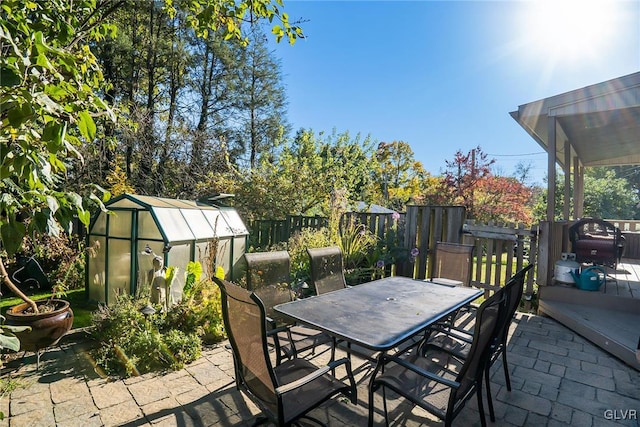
[214,278,278,411]
[244,251,291,291]
[307,246,347,295]
[431,242,474,286]
[243,251,293,324]
[496,264,534,343]
[453,287,505,399]
[569,217,618,239]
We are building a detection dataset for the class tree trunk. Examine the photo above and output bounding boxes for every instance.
[0,258,38,314]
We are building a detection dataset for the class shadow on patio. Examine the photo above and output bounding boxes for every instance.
[3,308,639,427]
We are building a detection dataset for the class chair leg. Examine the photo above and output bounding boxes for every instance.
[476,378,487,427]
[485,363,496,422]
[382,387,389,427]
[502,350,511,391]
[330,337,336,361]
[367,383,377,427]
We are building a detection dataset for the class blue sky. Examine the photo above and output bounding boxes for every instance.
[269,0,640,185]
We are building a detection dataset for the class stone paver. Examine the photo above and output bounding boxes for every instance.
[1,313,638,426]
[128,378,172,406]
[53,395,98,422]
[89,380,133,409]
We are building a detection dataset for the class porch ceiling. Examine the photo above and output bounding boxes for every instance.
[510,71,640,168]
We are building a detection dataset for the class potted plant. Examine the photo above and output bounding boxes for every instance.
[1,247,76,353]
[2,240,99,352]
[4,297,73,353]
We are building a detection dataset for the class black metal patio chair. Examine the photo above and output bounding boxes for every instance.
[307,246,384,365]
[427,241,475,287]
[422,264,534,421]
[214,277,357,426]
[307,246,347,295]
[244,251,333,363]
[367,286,506,427]
[426,242,477,328]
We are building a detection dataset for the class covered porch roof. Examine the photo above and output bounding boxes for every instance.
[511,71,640,169]
[510,71,640,222]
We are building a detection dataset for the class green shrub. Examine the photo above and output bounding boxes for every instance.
[163,329,202,367]
[90,295,202,377]
[163,278,225,344]
[286,228,333,282]
[338,220,377,270]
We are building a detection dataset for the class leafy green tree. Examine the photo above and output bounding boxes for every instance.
[180,31,239,197]
[373,141,428,211]
[233,27,289,169]
[0,0,302,310]
[513,161,535,186]
[417,175,449,206]
[612,165,640,198]
[90,1,296,198]
[583,168,638,219]
[532,167,639,222]
[1,0,116,311]
[201,129,376,220]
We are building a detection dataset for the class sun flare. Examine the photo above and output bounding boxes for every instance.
[523,0,619,61]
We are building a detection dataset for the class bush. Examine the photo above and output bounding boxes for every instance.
[286,228,333,283]
[162,278,225,344]
[90,295,202,377]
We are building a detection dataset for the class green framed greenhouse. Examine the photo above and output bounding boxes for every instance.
[86,194,248,304]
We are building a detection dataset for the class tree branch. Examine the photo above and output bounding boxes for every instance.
[0,258,38,314]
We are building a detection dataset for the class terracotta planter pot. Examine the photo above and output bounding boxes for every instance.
[5,299,73,352]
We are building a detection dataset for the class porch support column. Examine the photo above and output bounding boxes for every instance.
[563,140,571,221]
[574,157,584,218]
[547,116,557,222]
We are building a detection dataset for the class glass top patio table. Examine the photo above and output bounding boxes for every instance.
[274,276,483,352]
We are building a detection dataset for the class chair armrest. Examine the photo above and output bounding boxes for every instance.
[266,324,296,362]
[381,354,460,389]
[265,316,278,331]
[266,325,290,336]
[429,324,473,343]
[276,366,331,395]
[275,357,352,395]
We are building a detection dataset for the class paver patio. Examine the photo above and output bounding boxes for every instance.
[1,312,638,426]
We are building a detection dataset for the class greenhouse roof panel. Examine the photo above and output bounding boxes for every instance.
[202,211,234,237]
[180,209,216,239]
[220,209,248,235]
[103,194,247,241]
[107,198,147,209]
[152,207,195,241]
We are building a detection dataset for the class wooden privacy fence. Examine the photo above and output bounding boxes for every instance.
[396,206,467,277]
[249,215,328,248]
[395,207,537,309]
[340,211,405,242]
[607,219,640,259]
[462,221,538,310]
[249,206,538,310]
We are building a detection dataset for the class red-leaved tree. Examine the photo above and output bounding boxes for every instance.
[474,176,534,225]
[442,146,495,219]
